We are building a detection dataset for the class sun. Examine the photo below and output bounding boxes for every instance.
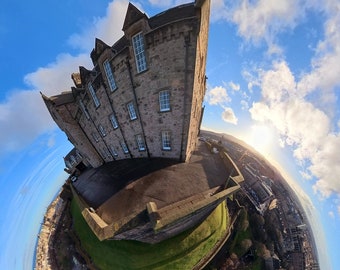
[248,124,274,154]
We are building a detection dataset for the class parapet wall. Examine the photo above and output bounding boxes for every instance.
[70,140,244,243]
[205,141,244,184]
[70,182,240,243]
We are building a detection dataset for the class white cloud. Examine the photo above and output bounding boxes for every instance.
[222,107,238,125]
[329,211,335,219]
[230,0,299,42]
[24,53,91,93]
[68,0,129,52]
[1,0,128,153]
[229,81,240,91]
[240,100,249,110]
[0,53,90,153]
[310,134,340,197]
[210,0,229,22]
[297,2,340,109]
[0,90,55,152]
[245,2,340,199]
[300,170,312,180]
[205,85,239,125]
[249,60,340,199]
[217,0,314,56]
[205,86,231,105]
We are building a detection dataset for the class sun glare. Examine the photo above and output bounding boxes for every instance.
[248,125,273,154]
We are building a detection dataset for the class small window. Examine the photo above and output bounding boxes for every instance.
[127,102,137,120]
[132,32,147,73]
[104,148,111,158]
[92,132,100,142]
[98,125,106,137]
[88,83,100,108]
[65,160,72,169]
[110,145,118,157]
[159,90,170,112]
[162,131,171,150]
[121,141,129,154]
[103,60,117,91]
[76,150,82,158]
[136,134,146,151]
[70,155,77,165]
[79,100,90,119]
[110,114,119,129]
[100,150,107,159]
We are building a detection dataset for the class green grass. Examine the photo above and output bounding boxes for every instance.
[71,200,229,270]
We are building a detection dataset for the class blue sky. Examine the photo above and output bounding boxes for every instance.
[0,0,339,269]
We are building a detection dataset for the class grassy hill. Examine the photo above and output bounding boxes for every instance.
[71,199,229,270]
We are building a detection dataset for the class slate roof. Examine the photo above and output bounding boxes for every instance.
[148,3,196,29]
[111,3,196,54]
[42,91,74,106]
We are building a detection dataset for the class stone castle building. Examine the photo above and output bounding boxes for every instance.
[42,0,210,169]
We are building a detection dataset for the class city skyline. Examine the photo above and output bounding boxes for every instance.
[1,0,339,269]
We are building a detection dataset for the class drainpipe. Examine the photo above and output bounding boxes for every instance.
[65,104,105,166]
[126,59,151,159]
[180,35,190,162]
[102,78,132,161]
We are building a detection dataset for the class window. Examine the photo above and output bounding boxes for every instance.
[98,125,106,137]
[136,134,145,151]
[100,150,108,159]
[76,150,82,159]
[103,60,117,91]
[92,132,100,142]
[70,155,77,165]
[88,83,100,108]
[110,114,119,129]
[79,100,90,119]
[127,102,137,120]
[110,145,118,157]
[65,160,72,169]
[159,90,170,112]
[132,32,147,73]
[162,131,171,150]
[104,148,111,158]
[121,141,129,154]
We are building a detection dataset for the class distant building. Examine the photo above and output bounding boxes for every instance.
[242,165,274,214]
[289,252,305,270]
[42,0,209,169]
[63,148,88,175]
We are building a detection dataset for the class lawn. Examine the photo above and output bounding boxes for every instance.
[71,199,229,270]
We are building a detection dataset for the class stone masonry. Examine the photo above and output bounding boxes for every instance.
[42,0,210,168]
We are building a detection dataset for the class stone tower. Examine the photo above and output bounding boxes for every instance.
[42,0,210,169]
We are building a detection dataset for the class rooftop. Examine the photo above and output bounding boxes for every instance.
[70,140,245,243]
[73,141,230,225]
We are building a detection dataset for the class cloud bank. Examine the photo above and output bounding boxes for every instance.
[221,0,340,201]
[0,0,129,154]
[248,61,340,199]
[205,85,238,125]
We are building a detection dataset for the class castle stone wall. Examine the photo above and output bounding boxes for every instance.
[43,0,210,168]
